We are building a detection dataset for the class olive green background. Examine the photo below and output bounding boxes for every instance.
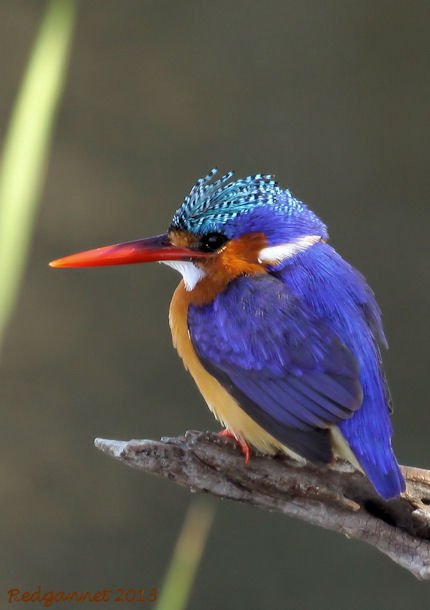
[1,1,429,609]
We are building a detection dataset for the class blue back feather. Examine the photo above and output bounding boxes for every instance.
[274,243,404,498]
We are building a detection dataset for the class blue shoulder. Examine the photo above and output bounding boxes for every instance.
[273,242,387,348]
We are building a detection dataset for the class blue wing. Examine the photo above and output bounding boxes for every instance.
[188,274,363,462]
[272,241,405,498]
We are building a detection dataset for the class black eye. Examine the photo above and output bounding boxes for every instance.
[199,233,228,252]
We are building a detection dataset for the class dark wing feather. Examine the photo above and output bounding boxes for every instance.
[188,274,363,463]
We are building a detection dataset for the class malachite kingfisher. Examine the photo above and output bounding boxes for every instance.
[50,169,405,500]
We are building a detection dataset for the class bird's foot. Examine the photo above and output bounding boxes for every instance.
[218,429,251,464]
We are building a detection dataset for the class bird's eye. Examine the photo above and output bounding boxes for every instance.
[199,233,228,252]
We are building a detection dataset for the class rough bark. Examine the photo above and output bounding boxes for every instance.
[95,430,430,580]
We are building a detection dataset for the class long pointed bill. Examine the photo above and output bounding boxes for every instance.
[49,233,208,268]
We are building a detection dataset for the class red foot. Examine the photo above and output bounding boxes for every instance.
[218,429,251,464]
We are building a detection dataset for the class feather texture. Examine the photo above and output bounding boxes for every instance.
[273,242,405,498]
[188,274,363,464]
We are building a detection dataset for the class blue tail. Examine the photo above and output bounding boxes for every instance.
[339,351,406,499]
[347,435,405,499]
[365,457,405,500]
[340,400,405,500]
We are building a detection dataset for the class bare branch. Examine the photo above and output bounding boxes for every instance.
[95,431,430,580]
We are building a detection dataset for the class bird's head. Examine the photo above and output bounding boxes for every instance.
[50,169,328,297]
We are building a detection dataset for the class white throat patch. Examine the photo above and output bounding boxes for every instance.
[162,261,206,291]
[258,234,321,265]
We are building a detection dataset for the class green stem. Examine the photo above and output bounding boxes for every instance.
[0,0,77,350]
[156,499,216,610]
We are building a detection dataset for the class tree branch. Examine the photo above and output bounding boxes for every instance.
[95,430,430,580]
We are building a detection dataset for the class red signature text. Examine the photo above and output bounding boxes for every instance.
[7,586,157,606]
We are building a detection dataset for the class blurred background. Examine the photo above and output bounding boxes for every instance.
[1,1,429,608]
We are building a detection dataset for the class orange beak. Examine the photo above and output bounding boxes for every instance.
[49,233,208,268]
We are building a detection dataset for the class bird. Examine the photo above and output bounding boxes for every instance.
[50,168,405,500]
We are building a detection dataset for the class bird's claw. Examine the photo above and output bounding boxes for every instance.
[218,429,251,464]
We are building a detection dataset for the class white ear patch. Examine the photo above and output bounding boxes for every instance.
[258,234,321,265]
[162,261,206,291]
